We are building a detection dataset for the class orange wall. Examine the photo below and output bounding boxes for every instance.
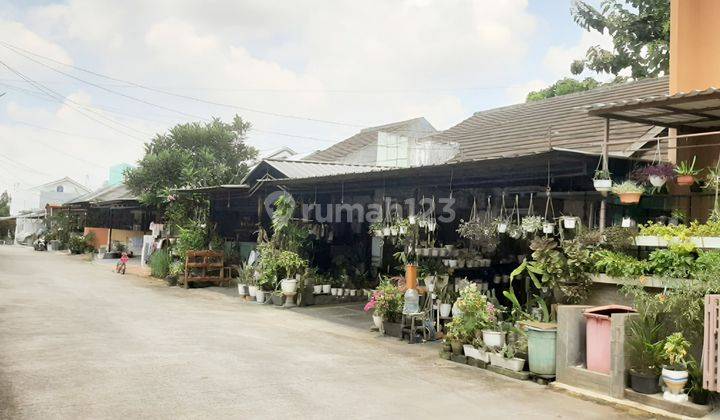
[84,227,110,249]
[670,0,720,93]
[83,227,147,251]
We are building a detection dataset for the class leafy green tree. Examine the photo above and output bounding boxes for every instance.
[527,77,602,101]
[125,115,257,229]
[570,0,670,78]
[0,191,10,217]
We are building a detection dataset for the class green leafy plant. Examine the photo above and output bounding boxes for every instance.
[373,278,404,323]
[611,180,644,194]
[627,314,664,376]
[674,156,701,177]
[68,232,96,254]
[593,169,611,180]
[663,332,690,369]
[149,249,172,278]
[648,247,696,279]
[593,250,649,277]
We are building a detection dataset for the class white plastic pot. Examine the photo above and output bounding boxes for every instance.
[248,285,258,297]
[622,217,633,228]
[463,345,480,360]
[237,283,247,296]
[313,285,322,294]
[562,217,577,229]
[427,220,437,231]
[661,367,689,395]
[497,222,508,233]
[372,314,383,330]
[482,330,506,349]
[281,278,298,294]
[349,289,357,296]
[256,290,266,303]
[390,227,398,236]
[338,288,345,296]
[382,227,391,236]
[542,222,555,234]
[440,303,452,318]
[322,284,331,294]
[331,288,338,296]
[344,288,351,296]
[408,215,417,225]
[649,175,667,188]
[504,357,525,372]
[448,259,458,268]
[399,226,407,235]
[593,178,612,192]
[373,229,383,237]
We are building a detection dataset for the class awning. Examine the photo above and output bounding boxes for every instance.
[586,87,720,130]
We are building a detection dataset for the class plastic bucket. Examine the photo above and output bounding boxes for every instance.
[583,305,635,374]
[526,326,557,376]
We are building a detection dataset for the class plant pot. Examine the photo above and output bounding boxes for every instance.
[463,345,479,359]
[618,192,642,204]
[383,321,402,338]
[399,226,407,235]
[621,217,633,228]
[382,227,391,236]
[237,283,247,296]
[676,175,695,186]
[629,369,660,394]
[427,220,437,232]
[497,222,508,233]
[313,285,322,294]
[338,288,345,296]
[271,293,284,306]
[349,289,357,296]
[593,178,612,192]
[373,229,383,237]
[408,215,416,225]
[542,223,554,234]
[526,326,557,375]
[690,389,710,405]
[248,285,258,297]
[372,314,383,330]
[482,330,505,349]
[449,339,463,355]
[322,284,331,294]
[256,290,266,303]
[439,303,452,318]
[562,217,577,229]
[661,367,689,395]
[344,289,351,296]
[452,302,463,318]
[489,352,503,366]
[504,357,525,372]
[331,288,338,296]
[447,259,458,269]
[390,227,398,236]
[281,278,298,294]
[649,175,667,187]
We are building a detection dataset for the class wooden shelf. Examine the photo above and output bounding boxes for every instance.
[184,250,226,288]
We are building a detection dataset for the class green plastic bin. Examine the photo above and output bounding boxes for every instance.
[526,326,557,376]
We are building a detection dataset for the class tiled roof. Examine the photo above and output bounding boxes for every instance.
[426,77,669,162]
[65,183,136,205]
[304,117,437,162]
[242,158,393,184]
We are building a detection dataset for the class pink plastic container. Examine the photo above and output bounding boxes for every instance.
[583,305,635,374]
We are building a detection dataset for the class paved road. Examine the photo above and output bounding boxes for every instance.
[0,246,639,419]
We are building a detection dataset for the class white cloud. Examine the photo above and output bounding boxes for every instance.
[0,0,544,201]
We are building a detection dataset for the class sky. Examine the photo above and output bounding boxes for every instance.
[0,0,613,198]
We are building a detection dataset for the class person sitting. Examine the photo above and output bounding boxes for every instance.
[116,252,129,274]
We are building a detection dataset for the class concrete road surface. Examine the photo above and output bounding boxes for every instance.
[0,246,641,419]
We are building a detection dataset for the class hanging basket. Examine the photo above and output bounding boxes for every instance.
[542,222,555,234]
[621,217,633,228]
[618,192,642,205]
[561,216,577,229]
[594,178,612,192]
[649,175,667,188]
[497,222,508,233]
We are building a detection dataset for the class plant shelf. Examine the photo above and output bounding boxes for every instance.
[634,235,720,249]
[589,273,683,289]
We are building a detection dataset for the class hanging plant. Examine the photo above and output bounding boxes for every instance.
[542,190,556,235]
[506,194,522,239]
[611,181,644,205]
[560,216,578,229]
[593,169,612,192]
[674,156,701,186]
[641,162,676,188]
[521,216,543,233]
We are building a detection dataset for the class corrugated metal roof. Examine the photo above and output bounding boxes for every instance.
[304,117,436,162]
[260,158,393,180]
[424,77,669,162]
[586,86,720,129]
[65,183,137,205]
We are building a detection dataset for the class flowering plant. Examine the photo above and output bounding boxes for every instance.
[446,284,497,343]
[364,279,404,323]
[641,163,676,180]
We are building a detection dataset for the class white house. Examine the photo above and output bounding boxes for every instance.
[10,177,91,215]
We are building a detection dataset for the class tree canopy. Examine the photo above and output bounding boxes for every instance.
[125,115,257,227]
[526,77,601,102]
[0,191,10,217]
[570,0,670,79]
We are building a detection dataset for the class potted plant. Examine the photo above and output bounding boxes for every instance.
[248,270,259,298]
[521,215,543,234]
[271,290,284,306]
[364,290,385,330]
[661,332,691,398]
[593,169,612,192]
[627,315,664,394]
[611,180,644,204]
[278,251,307,295]
[499,342,526,372]
[642,162,675,188]
[687,356,710,405]
[560,215,578,229]
[674,156,701,186]
[437,286,454,318]
[373,279,404,337]
[369,221,384,237]
[542,221,555,234]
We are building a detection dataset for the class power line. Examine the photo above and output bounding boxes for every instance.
[0,41,365,128]
[0,151,52,177]
[0,59,149,143]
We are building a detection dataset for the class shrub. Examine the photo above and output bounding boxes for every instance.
[149,250,172,278]
[68,232,95,254]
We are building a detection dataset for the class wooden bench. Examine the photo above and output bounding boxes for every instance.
[183,250,226,288]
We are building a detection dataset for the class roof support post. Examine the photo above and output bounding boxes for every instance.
[599,118,610,232]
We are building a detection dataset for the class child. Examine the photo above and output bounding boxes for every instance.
[116,252,129,274]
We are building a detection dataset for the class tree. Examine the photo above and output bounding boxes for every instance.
[527,77,601,102]
[125,115,257,228]
[570,0,670,79]
[0,191,11,217]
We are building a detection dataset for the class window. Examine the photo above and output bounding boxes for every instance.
[56,185,64,193]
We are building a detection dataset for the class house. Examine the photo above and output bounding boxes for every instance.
[10,177,91,215]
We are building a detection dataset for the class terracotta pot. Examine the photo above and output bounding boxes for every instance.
[618,192,642,204]
[405,264,418,289]
[676,175,695,186]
